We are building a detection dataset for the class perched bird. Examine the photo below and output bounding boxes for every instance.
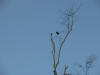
[56,32,60,35]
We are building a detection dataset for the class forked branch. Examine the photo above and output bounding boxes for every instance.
[50,7,80,75]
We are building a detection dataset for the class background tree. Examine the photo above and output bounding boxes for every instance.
[72,55,97,75]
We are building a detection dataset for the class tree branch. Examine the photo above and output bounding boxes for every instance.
[50,6,80,75]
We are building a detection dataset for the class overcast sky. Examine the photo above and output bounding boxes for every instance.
[0,0,100,75]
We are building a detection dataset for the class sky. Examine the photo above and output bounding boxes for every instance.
[0,0,100,75]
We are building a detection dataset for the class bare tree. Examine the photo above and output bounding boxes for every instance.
[85,55,97,75]
[73,55,97,75]
[50,7,80,75]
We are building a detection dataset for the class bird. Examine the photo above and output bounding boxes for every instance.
[56,32,60,35]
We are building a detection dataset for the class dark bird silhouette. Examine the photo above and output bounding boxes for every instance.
[56,32,59,35]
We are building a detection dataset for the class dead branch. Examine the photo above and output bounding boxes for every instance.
[56,8,75,68]
[50,7,80,75]
[64,66,68,75]
[85,55,97,75]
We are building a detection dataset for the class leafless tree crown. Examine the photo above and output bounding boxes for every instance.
[50,7,80,75]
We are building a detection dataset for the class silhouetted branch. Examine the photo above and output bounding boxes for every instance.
[50,6,80,75]
[85,55,97,75]
[64,66,68,75]
[74,55,97,75]
[50,33,58,75]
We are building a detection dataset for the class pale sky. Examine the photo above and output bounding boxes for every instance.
[0,0,100,75]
